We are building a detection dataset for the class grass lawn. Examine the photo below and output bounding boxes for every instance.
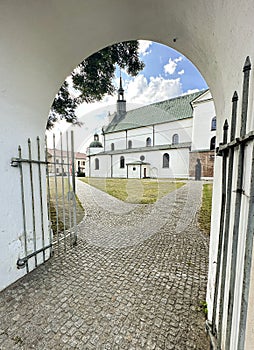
[48,177,84,234]
[79,177,185,204]
[198,183,213,235]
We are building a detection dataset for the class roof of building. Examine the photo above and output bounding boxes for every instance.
[47,149,86,159]
[89,141,103,148]
[104,90,207,134]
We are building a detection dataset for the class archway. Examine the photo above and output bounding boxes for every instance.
[1,1,254,349]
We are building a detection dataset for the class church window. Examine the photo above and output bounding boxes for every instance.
[172,134,179,145]
[210,136,216,150]
[133,167,136,171]
[111,143,115,151]
[163,153,170,168]
[211,117,216,130]
[128,140,132,149]
[146,137,152,147]
[120,156,125,168]
[95,158,99,170]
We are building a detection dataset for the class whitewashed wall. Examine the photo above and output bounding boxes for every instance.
[155,119,192,145]
[1,1,254,348]
[191,91,217,151]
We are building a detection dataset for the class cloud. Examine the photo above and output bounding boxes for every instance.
[125,75,182,105]
[138,40,152,56]
[183,88,200,95]
[164,56,183,75]
[178,69,185,75]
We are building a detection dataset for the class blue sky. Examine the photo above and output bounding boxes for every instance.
[51,40,208,151]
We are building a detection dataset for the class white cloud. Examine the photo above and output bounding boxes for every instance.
[183,88,200,95]
[138,40,152,56]
[125,75,182,105]
[178,69,185,75]
[164,56,183,75]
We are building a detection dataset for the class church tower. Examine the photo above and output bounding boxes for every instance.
[116,75,126,117]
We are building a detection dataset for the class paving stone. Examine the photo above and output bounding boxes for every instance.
[0,180,210,349]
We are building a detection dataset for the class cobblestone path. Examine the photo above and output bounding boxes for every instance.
[0,180,210,350]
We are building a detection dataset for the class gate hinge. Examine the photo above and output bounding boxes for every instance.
[10,157,20,167]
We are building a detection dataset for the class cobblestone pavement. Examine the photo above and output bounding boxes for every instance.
[0,180,210,350]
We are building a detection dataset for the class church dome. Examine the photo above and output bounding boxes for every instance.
[89,140,103,148]
[89,133,103,148]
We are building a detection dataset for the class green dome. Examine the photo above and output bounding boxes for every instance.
[89,140,103,148]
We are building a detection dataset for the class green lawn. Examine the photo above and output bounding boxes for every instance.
[79,177,185,204]
[48,177,84,234]
[198,183,213,235]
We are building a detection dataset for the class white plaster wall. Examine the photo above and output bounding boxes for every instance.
[192,93,217,151]
[105,131,126,151]
[127,126,153,148]
[155,119,192,145]
[1,0,254,347]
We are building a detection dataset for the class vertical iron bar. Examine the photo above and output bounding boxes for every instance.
[238,141,254,349]
[18,145,29,273]
[37,137,45,263]
[71,131,77,245]
[60,132,67,252]
[28,138,37,267]
[53,134,60,253]
[217,93,238,346]
[66,132,72,237]
[45,135,53,257]
[225,56,251,349]
[212,120,228,335]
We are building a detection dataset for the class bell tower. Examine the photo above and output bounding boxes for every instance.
[116,75,126,117]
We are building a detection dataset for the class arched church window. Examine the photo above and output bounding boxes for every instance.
[210,136,216,150]
[95,158,99,170]
[163,153,170,168]
[146,137,152,147]
[172,133,179,145]
[128,140,132,149]
[111,143,114,151]
[120,156,125,168]
[211,117,216,131]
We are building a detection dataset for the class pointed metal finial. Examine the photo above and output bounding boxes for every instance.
[243,56,251,72]
[232,91,238,102]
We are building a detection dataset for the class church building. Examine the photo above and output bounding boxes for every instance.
[86,78,216,179]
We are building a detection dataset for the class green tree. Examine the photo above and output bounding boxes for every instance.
[47,41,144,129]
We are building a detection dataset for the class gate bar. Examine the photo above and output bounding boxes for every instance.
[53,134,60,252]
[28,138,37,267]
[18,145,29,273]
[238,141,254,348]
[66,132,73,237]
[217,92,238,345]
[45,135,53,258]
[225,56,251,349]
[71,131,77,245]
[212,119,228,335]
[60,132,67,251]
[37,137,46,263]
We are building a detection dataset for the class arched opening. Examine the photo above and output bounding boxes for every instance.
[120,156,125,168]
[162,153,170,168]
[172,133,179,145]
[146,137,152,147]
[210,136,216,150]
[2,1,254,345]
[211,116,216,131]
[95,158,99,170]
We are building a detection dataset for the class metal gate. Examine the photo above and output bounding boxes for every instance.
[11,131,77,273]
[206,56,254,349]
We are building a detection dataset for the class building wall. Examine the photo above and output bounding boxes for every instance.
[191,92,216,151]
[189,151,215,178]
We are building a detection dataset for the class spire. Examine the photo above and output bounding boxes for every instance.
[117,73,126,117]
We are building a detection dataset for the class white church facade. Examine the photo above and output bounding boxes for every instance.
[87,79,216,180]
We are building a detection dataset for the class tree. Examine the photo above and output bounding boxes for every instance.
[47,41,145,129]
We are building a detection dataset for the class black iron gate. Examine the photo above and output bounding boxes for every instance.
[11,131,77,273]
[207,56,254,349]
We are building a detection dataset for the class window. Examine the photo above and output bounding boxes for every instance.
[163,153,170,168]
[111,143,115,151]
[120,156,125,168]
[172,134,179,145]
[95,158,99,170]
[210,136,216,150]
[128,140,132,149]
[211,116,216,131]
[133,167,136,171]
[146,137,152,147]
